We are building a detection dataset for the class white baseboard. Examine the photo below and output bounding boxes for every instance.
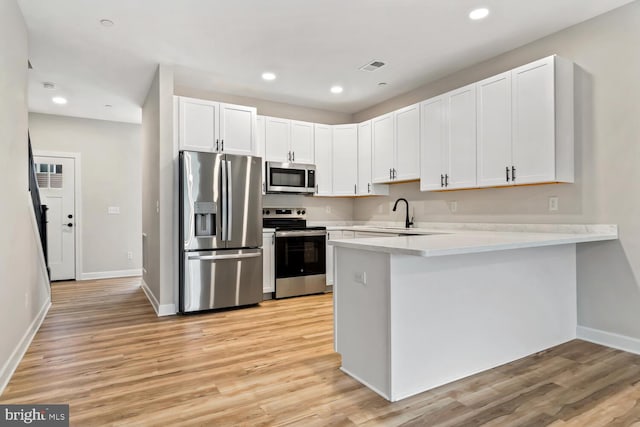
[141,280,176,317]
[0,298,51,396]
[79,269,142,280]
[577,325,640,355]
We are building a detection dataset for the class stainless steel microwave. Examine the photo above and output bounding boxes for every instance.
[266,162,316,194]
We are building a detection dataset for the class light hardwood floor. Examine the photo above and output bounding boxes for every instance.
[2,277,640,426]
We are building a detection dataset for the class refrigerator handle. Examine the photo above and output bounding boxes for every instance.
[221,159,228,241]
[226,160,233,241]
[184,152,195,247]
[187,252,261,261]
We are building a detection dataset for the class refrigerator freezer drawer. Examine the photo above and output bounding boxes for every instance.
[181,248,263,313]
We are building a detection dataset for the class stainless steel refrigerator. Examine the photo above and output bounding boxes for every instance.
[179,151,263,313]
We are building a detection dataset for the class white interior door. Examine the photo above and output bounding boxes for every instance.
[34,156,76,281]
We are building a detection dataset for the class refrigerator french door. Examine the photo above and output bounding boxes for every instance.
[179,151,263,313]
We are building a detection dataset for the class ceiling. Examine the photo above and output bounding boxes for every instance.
[19,0,635,124]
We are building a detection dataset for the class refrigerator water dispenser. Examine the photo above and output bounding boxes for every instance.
[194,201,216,237]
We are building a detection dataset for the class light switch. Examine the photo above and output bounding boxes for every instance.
[355,272,367,285]
[108,206,120,214]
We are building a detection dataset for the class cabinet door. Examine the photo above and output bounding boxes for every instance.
[420,96,446,191]
[332,124,358,196]
[394,103,420,181]
[256,116,266,194]
[313,124,333,196]
[290,120,315,163]
[219,103,256,156]
[262,232,275,293]
[477,72,512,187]
[326,230,343,286]
[447,84,477,189]
[264,117,291,162]
[512,56,556,184]
[371,113,395,183]
[357,121,373,195]
[178,97,218,152]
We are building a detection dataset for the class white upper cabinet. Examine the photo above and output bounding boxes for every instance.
[477,55,574,187]
[357,121,389,196]
[371,112,395,183]
[314,124,333,196]
[420,85,476,191]
[256,116,266,194]
[420,96,446,191]
[290,120,315,163]
[512,55,573,184]
[263,117,315,164]
[264,116,291,162]
[177,97,256,155]
[372,104,420,184]
[219,103,256,155]
[477,71,512,187]
[447,85,477,189]
[332,124,358,196]
[178,97,219,152]
[394,103,421,181]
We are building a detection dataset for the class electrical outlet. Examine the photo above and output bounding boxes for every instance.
[127,251,133,260]
[449,201,458,213]
[156,200,160,213]
[549,196,559,212]
[108,206,120,214]
[355,272,367,285]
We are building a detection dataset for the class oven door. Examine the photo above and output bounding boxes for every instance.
[275,230,326,298]
[266,162,314,193]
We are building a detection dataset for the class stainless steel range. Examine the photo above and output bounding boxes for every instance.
[263,208,327,299]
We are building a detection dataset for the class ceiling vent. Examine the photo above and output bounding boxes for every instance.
[359,60,386,72]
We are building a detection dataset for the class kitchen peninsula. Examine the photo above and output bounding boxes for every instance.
[330,224,618,402]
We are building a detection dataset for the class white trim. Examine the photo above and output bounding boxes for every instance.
[0,298,51,395]
[577,326,640,355]
[33,150,83,281]
[141,279,176,317]
[79,269,142,280]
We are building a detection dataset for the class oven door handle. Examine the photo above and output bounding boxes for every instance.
[275,230,327,238]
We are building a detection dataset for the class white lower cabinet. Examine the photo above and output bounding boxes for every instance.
[326,230,342,286]
[262,231,275,294]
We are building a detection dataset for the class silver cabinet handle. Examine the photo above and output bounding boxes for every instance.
[276,230,327,237]
[188,252,261,261]
[368,183,371,193]
[389,168,392,180]
[292,151,295,162]
[316,184,319,193]
[216,139,219,151]
[506,166,510,182]
[354,184,357,194]
[512,166,516,182]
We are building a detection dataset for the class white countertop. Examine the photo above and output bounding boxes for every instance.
[327,224,618,257]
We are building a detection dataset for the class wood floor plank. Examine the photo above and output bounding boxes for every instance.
[2,277,640,426]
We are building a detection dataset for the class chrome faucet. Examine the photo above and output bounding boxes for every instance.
[392,198,414,228]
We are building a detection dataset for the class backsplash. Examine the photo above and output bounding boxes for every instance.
[263,194,354,222]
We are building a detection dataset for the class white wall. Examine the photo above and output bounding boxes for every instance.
[28,113,142,278]
[0,0,50,394]
[141,65,175,315]
[353,2,640,341]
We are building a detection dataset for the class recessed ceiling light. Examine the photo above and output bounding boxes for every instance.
[105,104,113,108]
[43,82,55,89]
[469,8,489,20]
[378,82,388,86]
[262,72,276,81]
[52,96,67,105]
[330,86,343,94]
[100,19,114,27]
